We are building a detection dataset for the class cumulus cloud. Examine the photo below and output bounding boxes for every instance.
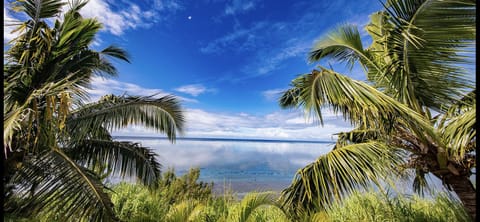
[174,84,216,97]
[79,0,153,35]
[86,76,198,103]
[4,0,184,42]
[112,108,352,141]
[88,80,351,141]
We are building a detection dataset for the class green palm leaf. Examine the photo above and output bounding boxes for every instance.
[377,0,475,111]
[230,192,287,222]
[8,149,118,221]
[4,1,186,220]
[101,45,131,63]
[280,142,405,215]
[66,139,162,188]
[438,90,476,161]
[309,24,375,71]
[12,0,65,22]
[279,68,439,145]
[280,0,476,219]
[4,72,90,152]
[334,128,382,148]
[166,200,204,222]
[67,94,185,142]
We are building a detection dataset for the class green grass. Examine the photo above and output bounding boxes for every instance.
[321,190,471,222]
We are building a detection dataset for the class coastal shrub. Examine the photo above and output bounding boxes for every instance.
[109,171,469,222]
[159,168,214,204]
[111,168,214,221]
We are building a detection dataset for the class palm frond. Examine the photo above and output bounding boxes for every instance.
[166,201,204,222]
[4,72,89,152]
[67,94,185,142]
[309,24,379,72]
[65,139,162,188]
[279,68,439,145]
[12,0,65,22]
[230,192,286,222]
[334,128,383,148]
[8,149,118,221]
[412,168,430,196]
[101,45,131,63]
[378,0,475,111]
[436,90,476,161]
[67,0,89,14]
[441,107,476,161]
[280,142,405,214]
[279,87,301,109]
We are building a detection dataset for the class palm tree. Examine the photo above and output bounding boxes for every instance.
[4,0,184,220]
[279,0,476,220]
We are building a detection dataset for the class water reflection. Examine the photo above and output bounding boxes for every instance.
[110,137,455,197]
[128,137,334,193]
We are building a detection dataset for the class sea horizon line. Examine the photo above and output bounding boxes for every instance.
[112,135,333,144]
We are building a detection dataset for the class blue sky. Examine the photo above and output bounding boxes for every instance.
[4,0,385,140]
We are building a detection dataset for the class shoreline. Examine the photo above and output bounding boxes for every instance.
[208,179,291,199]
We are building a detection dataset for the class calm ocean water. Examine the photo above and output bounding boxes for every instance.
[110,136,459,198]
[112,136,334,195]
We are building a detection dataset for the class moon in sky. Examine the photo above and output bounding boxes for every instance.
[188,16,192,20]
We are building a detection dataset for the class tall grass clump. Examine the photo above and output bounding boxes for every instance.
[323,190,471,222]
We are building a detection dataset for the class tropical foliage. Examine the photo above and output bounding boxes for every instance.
[109,185,474,222]
[111,169,288,222]
[111,168,213,222]
[279,0,476,220]
[3,0,184,221]
[5,168,470,221]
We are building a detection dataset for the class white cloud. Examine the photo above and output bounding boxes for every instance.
[285,117,311,125]
[3,8,22,43]
[112,108,352,141]
[76,0,183,36]
[224,0,256,16]
[86,76,198,103]
[78,0,144,35]
[4,0,183,41]
[174,84,215,97]
[86,78,351,141]
[262,88,285,101]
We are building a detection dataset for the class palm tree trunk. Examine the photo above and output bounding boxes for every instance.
[445,175,476,221]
